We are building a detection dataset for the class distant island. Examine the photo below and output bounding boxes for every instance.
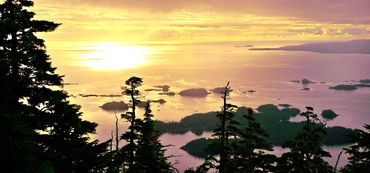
[179,88,209,97]
[329,79,370,91]
[321,109,339,120]
[100,99,166,112]
[329,85,358,91]
[250,39,370,54]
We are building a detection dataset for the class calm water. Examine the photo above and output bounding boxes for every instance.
[50,41,370,172]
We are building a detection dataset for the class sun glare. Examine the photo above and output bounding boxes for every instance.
[80,43,151,70]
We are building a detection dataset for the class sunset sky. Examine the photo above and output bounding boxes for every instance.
[30,0,370,43]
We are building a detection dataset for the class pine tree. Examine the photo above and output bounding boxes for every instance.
[199,82,239,173]
[120,77,174,172]
[135,102,173,173]
[276,107,334,173]
[340,124,370,173]
[121,76,143,172]
[231,108,276,173]
[0,1,109,172]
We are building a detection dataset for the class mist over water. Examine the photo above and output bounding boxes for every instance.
[53,41,370,172]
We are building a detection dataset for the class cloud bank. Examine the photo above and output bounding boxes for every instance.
[37,0,370,24]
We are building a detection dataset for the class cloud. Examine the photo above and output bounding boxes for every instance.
[29,0,370,42]
[36,0,370,24]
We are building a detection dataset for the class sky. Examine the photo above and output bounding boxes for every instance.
[24,0,370,43]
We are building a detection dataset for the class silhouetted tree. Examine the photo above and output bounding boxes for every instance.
[0,1,109,172]
[198,82,239,173]
[276,107,334,173]
[340,124,370,173]
[135,102,174,173]
[231,108,276,173]
[197,84,276,173]
[105,114,121,173]
[0,94,50,172]
[121,76,144,172]
[120,77,174,172]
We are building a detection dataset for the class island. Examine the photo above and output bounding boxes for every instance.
[100,101,129,111]
[179,88,209,97]
[154,85,170,92]
[302,78,314,84]
[250,39,370,54]
[154,104,354,158]
[359,79,370,84]
[329,84,358,91]
[321,109,339,120]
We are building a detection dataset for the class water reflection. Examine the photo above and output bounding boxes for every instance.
[54,41,370,171]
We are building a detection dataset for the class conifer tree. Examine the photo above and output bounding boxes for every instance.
[199,82,239,173]
[120,77,174,172]
[135,102,173,173]
[231,108,276,173]
[0,1,109,172]
[198,83,276,173]
[121,76,143,172]
[276,107,334,173]
[340,124,370,173]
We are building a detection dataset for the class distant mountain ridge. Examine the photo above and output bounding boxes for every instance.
[250,39,370,54]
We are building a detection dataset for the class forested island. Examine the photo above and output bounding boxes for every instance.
[155,104,352,145]
[154,104,353,158]
[1,1,369,173]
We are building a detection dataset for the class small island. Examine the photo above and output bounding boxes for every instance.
[302,78,315,84]
[359,79,370,84]
[154,85,170,92]
[321,109,339,120]
[100,101,129,111]
[211,87,233,94]
[179,88,209,97]
[329,84,358,91]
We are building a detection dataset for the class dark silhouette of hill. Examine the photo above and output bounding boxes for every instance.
[250,39,370,54]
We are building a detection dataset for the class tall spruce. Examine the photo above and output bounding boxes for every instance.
[231,108,276,173]
[121,76,143,172]
[340,124,370,173]
[197,83,275,173]
[0,0,108,172]
[135,102,173,173]
[276,107,334,173]
[199,82,239,173]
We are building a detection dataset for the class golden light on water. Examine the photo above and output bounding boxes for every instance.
[80,43,151,70]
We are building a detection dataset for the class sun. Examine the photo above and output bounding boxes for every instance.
[81,43,151,70]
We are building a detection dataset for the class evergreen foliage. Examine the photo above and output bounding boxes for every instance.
[0,1,109,172]
[201,82,238,173]
[198,83,275,173]
[231,109,276,173]
[0,1,369,172]
[276,107,334,173]
[341,124,370,173]
[121,76,143,172]
[135,102,174,173]
[120,77,173,173]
